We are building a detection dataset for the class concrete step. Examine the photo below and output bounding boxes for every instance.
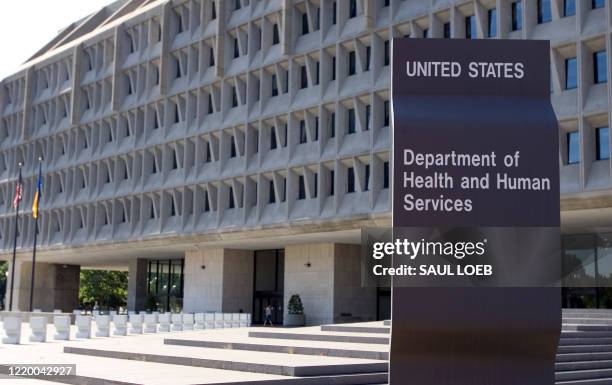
[198,373,389,385]
[557,352,612,362]
[563,318,612,325]
[562,332,612,339]
[557,361,612,372]
[320,325,390,334]
[556,368,612,382]
[557,378,612,385]
[64,346,388,377]
[248,331,390,345]
[559,345,612,354]
[164,338,389,360]
[564,325,612,332]
[560,338,612,346]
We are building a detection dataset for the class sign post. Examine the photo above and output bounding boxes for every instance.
[390,39,561,385]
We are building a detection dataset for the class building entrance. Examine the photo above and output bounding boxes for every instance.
[252,249,284,324]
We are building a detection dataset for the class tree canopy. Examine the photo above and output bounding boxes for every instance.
[79,270,128,310]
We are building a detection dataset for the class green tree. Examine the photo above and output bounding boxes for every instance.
[79,270,128,310]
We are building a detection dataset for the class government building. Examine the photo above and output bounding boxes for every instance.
[0,0,610,324]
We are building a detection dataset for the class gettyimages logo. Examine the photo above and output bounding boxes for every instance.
[371,238,488,261]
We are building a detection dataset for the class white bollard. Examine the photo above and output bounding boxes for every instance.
[29,317,47,342]
[95,315,110,337]
[223,313,232,329]
[53,309,62,314]
[231,313,240,328]
[143,314,157,333]
[53,316,70,340]
[214,313,224,329]
[194,313,205,329]
[73,310,82,315]
[2,317,21,344]
[112,315,127,336]
[182,314,194,331]
[109,310,117,316]
[239,313,250,328]
[171,314,183,331]
[33,309,42,313]
[158,313,170,332]
[129,314,144,334]
[75,316,92,338]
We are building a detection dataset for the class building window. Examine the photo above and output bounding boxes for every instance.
[211,1,216,19]
[593,0,605,9]
[565,57,578,90]
[364,164,370,191]
[349,0,357,18]
[298,175,306,200]
[235,0,241,10]
[314,117,319,140]
[271,74,278,97]
[233,38,239,58]
[209,47,215,66]
[271,127,277,149]
[230,136,237,158]
[268,180,275,203]
[272,24,280,45]
[332,57,336,80]
[488,9,497,37]
[330,170,335,196]
[597,127,610,160]
[384,100,390,127]
[302,12,309,35]
[204,190,210,211]
[299,120,307,143]
[348,51,356,76]
[332,1,337,24]
[232,87,238,107]
[564,0,576,17]
[423,29,428,38]
[365,46,371,71]
[315,62,320,85]
[347,108,356,134]
[330,112,336,138]
[384,40,390,66]
[465,15,476,39]
[313,172,318,197]
[228,186,235,209]
[512,1,522,31]
[365,105,371,131]
[443,22,451,38]
[538,0,552,24]
[567,131,580,164]
[594,51,608,84]
[347,167,355,193]
[300,65,308,89]
[383,161,389,189]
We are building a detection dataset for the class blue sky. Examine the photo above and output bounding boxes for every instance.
[0,0,113,79]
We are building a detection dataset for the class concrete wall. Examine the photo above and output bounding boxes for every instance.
[4,260,79,312]
[127,259,148,312]
[333,244,377,323]
[183,248,253,313]
[284,243,377,326]
[222,249,254,313]
[284,243,335,326]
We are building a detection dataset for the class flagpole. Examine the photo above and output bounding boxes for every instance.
[29,158,42,312]
[8,163,22,311]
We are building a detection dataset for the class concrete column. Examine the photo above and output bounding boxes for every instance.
[284,243,376,326]
[183,248,253,313]
[127,258,148,312]
[5,260,79,312]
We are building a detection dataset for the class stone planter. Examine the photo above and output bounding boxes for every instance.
[285,313,305,327]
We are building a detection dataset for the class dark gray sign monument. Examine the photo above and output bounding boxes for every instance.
[391,39,561,385]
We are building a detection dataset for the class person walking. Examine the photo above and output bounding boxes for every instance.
[263,304,274,326]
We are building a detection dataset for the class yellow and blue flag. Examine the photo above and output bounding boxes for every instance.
[32,165,42,219]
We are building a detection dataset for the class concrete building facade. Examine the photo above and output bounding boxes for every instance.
[0,0,611,322]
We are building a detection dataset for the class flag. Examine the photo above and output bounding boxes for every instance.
[32,165,42,219]
[12,173,22,209]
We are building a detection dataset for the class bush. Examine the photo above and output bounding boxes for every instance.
[288,294,304,315]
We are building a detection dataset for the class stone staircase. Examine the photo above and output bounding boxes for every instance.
[19,308,610,384]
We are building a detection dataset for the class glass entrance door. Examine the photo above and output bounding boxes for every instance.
[252,249,284,324]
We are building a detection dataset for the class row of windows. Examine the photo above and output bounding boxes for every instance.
[564,51,607,91]
[566,126,610,164]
